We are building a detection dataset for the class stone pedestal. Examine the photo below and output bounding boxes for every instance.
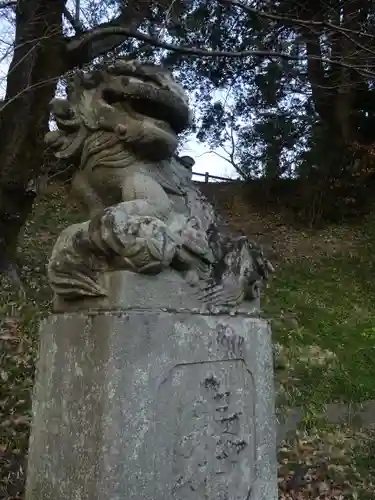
[26,271,277,500]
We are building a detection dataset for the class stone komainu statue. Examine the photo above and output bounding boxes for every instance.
[46,59,273,305]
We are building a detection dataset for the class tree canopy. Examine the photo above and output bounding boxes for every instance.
[163,0,375,221]
[0,0,375,278]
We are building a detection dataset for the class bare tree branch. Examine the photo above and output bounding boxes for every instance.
[65,2,157,68]
[66,23,375,78]
[0,74,61,114]
[63,5,84,33]
[220,0,375,40]
[0,1,16,9]
[339,26,375,59]
[75,0,80,24]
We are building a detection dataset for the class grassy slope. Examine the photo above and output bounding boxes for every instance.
[202,182,375,409]
[1,183,375,498]
[265,241,375,409]
[0,186,82,499]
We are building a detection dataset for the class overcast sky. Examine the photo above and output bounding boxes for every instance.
[181,138,237,180]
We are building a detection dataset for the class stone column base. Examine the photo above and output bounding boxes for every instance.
[26,271,277,500]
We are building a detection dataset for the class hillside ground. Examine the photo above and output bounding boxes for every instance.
[1,182,375,499]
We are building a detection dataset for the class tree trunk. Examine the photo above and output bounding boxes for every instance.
[0,0,66,274]
[0,0,165,279]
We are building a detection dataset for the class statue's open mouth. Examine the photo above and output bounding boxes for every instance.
[101,86,190,135]
[130,97,188,134]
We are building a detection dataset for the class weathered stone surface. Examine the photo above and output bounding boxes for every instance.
[45,58,273,306]
[26,272,277,500]
[53,268,261,314]
[28,58,277,500]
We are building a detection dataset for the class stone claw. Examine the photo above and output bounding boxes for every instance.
[197,282,244,306]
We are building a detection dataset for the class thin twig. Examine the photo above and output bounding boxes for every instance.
[66,25,375,78]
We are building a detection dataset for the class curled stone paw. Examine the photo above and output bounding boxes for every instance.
[110,214,178,273]
[48,208,180,299]
[196,281,245,307]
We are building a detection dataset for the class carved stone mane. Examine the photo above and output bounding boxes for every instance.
[46,59,273,305]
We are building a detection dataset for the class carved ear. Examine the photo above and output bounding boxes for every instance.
[49,98,73,118]
[45,130,65,148]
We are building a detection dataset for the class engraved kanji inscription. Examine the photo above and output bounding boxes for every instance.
[155,361,255,499]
